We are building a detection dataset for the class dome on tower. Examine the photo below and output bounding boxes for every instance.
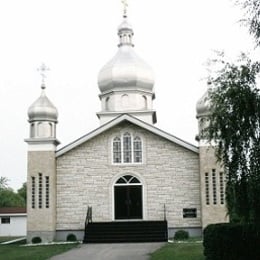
[28,85,58,122]
[196,85,212,118]
[98,17,154,94]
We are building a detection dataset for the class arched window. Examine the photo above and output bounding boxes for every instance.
[113,137,121,163]
[123,133,132,163]
[105,97,110,111]
[112,133,143,164]
[133,137,142,163]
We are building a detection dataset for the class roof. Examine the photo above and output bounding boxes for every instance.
[0,207,26,214]
[56,114,199,157]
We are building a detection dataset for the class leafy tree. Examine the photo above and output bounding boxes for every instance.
[0,188,25,207]
[203,53,260,224]
[0,177,26,208]
[0,176,9,189]
[235,0,260,46]
[17,182,27,205]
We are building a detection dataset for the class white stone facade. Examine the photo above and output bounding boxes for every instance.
[56,122,202,233]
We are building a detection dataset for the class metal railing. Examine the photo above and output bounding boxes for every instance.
[85,206,92,228]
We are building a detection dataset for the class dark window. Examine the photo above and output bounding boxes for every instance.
[38,173,42,208]
[32,176,35,208]
[183,208,197,218]
[45,176,49,208]
[1,217,10,224]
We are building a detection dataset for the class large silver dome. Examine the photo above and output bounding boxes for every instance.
[98,18,154,94]
[28,86,58,122]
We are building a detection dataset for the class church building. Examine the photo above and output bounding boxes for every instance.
[25,8,228,243]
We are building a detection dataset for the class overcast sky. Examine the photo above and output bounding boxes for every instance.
[0,0,258,191]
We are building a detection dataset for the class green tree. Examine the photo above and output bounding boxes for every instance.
[0,176,9,189]
[0,177,26,208]
[204,54,260,224]
[17,182,27,206]
[236,0,260,46]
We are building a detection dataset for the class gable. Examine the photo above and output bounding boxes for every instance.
[56,114,198,157]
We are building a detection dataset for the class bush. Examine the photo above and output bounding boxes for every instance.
[31,236,42,244]
[203,223,260,260]
[66,233,77,242]
[174,230,189,240]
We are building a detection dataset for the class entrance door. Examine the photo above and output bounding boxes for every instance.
[114,185,142,219]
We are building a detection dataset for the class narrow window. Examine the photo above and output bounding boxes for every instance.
[183,208,197,218]
[1,217,10,224]
[113,137,122,163]
[220,172,225,205]
[212,169,217,205]
[32,176,35,209]
[123,133,132,163]
[38,173,42,209]
[105,97,110,111]
[45,176,49,208]
[205,173,210,205]
[133,137,142,163]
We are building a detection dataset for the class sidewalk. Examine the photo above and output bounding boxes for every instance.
[50,242,165,260]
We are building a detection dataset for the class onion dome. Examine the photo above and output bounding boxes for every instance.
[196,84,212,118]
[28,84,58,123]
[98,17,154,94]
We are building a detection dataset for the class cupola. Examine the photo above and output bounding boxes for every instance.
[97,3,156,125]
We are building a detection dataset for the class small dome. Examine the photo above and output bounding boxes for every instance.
[196,88,211,117]
[28,87,58,122]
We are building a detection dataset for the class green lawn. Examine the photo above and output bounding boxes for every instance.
[0,243,79,260]
[150,242,205,260]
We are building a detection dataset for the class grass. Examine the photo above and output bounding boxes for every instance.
[150,241,205,260]
[0,242,79,260]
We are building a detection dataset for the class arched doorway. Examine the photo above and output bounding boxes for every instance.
[114,175,143,220]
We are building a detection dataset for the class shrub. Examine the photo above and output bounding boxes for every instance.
[203,223,260,260]
[174,230,189,240]
[66,233,77,242]
[31,236,42,244]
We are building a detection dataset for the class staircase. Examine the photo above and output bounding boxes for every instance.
[83,220,168,243]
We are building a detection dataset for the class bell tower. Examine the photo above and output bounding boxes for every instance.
[25,64,59,243]
[196,85,228,228]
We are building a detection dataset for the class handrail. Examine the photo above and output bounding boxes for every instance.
[85,206,92,228]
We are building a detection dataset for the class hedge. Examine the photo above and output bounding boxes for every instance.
[203,223,260,260]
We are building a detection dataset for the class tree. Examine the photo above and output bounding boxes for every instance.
[0,177,26,208]
[203,54,260,224]
[235,0,260,46]
[0,176,9,189]
[17,182,27,205]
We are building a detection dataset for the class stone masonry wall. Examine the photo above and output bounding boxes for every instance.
[56,122,201,231]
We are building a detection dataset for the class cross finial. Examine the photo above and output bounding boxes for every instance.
[121,0,128,18]
[37,63,50,89]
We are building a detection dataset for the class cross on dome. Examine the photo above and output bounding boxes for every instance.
[37,63,50,89]
[121,0,128,18]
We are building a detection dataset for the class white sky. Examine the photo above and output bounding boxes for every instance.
[0,0,258,191]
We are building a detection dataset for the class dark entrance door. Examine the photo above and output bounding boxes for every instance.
[114,185,142,219]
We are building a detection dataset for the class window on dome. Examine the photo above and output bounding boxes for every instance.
[112,133,143,164]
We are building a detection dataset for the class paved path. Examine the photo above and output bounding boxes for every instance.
[50,242,165,260]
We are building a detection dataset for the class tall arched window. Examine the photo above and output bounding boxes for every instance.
[133,137,142,163]
[123,133,132,163]
[113,137,121,163]
[112,133,143,164]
